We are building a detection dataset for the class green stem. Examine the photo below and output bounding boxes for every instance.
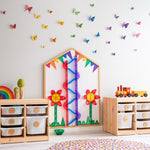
[54,104,57,124]
[89,102,92,123]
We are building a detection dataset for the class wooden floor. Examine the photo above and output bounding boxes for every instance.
[0,126,150,150]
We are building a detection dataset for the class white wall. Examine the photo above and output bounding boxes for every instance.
[0,0,150,99]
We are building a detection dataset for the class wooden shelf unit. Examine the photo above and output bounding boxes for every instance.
[0,99,49,144]
[103,97,150,135]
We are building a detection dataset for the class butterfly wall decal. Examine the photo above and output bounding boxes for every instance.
[76,23,82,28]
[114,14,119,19]
[10,24,16,29]
[1,11,6,14]
[51,38,56,42]
[107,26,112,30]
[25,5,32,12]
[41,45,46,48]
[90,4,94,7]
[31,35,37,40]
[122,22,129,28]
[112,53,116,56]
[121,35,126,40]
[89,16,95,22]
[71,35,75,38]
[133,33,140,38]
[42,24,48,29]
[84,38,89,43]
[131,7,134,10]
[59,20,64,25]
[93,50,97,53]
[73,8,80,15]
[48,10,53,13]
[35,13,40,19]
[134,49,137,51]
[136,21,141,25]
[96,32,100,37]
[106,41,110,44]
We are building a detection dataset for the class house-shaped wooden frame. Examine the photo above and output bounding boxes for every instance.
[44,48,101,128]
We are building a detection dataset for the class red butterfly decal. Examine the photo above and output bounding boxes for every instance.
[1,11,6,14]
[25,5,33,12]
[10,24,16,29]
[136,21,141,25]
[134,33,140,38]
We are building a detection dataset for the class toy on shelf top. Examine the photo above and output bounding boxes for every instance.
[17,79,25,99]
[115,85,148,97]
[0,86,14,99]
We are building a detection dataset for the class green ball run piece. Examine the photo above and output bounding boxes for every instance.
[17,79,25,87]
[14,87,19,93]
[54,129,64,135]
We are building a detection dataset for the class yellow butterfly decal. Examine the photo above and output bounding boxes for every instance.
[48,10,53,13]
[59,20,64,26]
[31,35,37,40]
[35,13,41,19]
[41,45,46,48]
[42,24,48,29]
[51,38,56,42]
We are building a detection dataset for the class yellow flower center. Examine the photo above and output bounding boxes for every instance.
[52,93,60,103]
[87,93,95,102]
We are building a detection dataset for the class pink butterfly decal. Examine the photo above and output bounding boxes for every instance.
[25,5,33,12]
[107,26,112,30]
[114,14,119,19]
[112,53,116,56]
[121,35,126,40]
[1,11,6,14]
[122,22,129,28]
[10,24,16,29]
[134,33,140,38]
[136,21,141,25]
[106,41,110,44]
[134,49,137,51]
[131,7,134,10]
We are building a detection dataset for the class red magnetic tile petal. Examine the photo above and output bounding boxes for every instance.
[86,90,90,94]
[92,89,97,94]
[57,90,62,95]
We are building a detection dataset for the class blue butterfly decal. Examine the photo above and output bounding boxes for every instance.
[93,50,97,53]
[84,38,89,43]
[89,16,95,22]
[96,32,100,37]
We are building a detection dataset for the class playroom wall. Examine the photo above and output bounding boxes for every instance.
[0,0,150,101]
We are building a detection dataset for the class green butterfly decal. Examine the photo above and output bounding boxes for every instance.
[73,8,80,15]
[71,35,75,38]
[90,4,94,7]
[76,23,83,28]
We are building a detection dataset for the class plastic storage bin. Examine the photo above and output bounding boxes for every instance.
[137,103,150,110]
[118,104,134,111]
[26,116,48,135]
[137,112,150,119]
[118,113,133,129]
[1,127,24,136]
[1,117,24,126]
[26,106,48,115]
[137,121,150,128]
[1,106,24,116]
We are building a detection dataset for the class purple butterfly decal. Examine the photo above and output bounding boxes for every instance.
[106,41,110,44]
[114,14,119,19]
[121,35,126,40]
[107,26,112,30]
[122,22,129,28]
[131,7,134,10]
[112,53,116,56]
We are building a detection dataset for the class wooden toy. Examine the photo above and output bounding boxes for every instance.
[44,48,100,128]
[103,97,150,135]
[115,85,148,97]
[14,87,19,99]
[0,99,49,144]
[0,86,14,99]
[17,79,25,99]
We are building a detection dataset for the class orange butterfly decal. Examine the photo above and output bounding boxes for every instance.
[35,13,41,19]
[59,20,64,26]
[48,10,53,13]
[41,45,46,48]
[51,38,56,42]
[10,24,16,29]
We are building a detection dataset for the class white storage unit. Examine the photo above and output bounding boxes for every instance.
[1,106,24,115]
[137,112,150,119]
[137,103,150,110]
[1,117,24,126]
[26,106,47,115]
[1,127,24,136]
[118,104,134,111]
[26,116,48,135]
[137,121,150,128]
[118,113,133,129]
